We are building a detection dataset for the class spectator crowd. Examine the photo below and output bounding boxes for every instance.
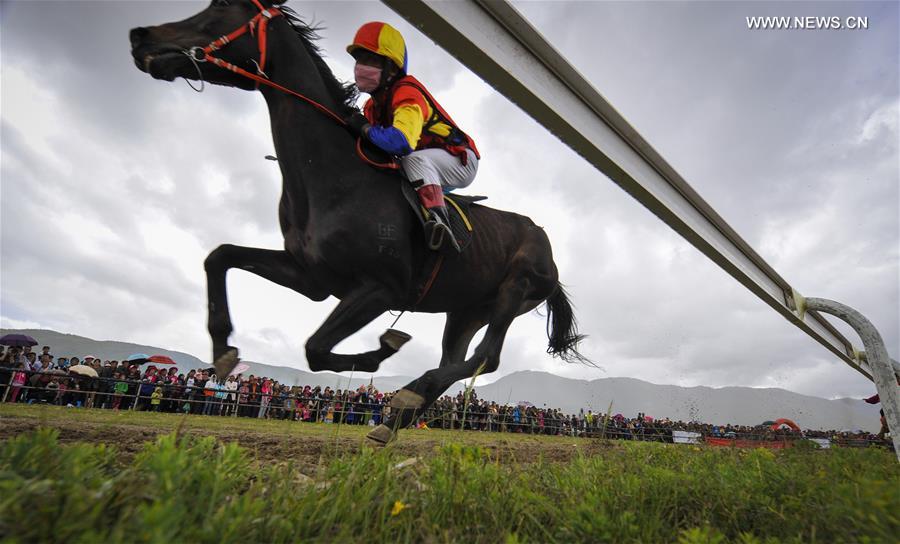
[0,343,890,448]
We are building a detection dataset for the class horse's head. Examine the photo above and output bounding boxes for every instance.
[129,0,280,90]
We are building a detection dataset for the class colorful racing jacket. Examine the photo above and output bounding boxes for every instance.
[363,75,480,163]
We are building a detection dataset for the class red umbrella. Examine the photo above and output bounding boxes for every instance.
[147,355,176,365]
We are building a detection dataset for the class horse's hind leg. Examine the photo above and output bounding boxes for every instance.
[439,308,490,368]
[368,275,540,445]
[204,244,328,377]
[304,283,410,373]
[364,309,484,445]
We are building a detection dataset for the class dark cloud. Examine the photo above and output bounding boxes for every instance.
[1,1,896,403]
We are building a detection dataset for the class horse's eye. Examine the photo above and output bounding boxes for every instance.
[211,0,230,7]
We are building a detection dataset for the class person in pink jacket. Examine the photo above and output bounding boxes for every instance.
[8,363,27,403]
[258,378,273,419]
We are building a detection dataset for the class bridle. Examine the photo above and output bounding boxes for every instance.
[185,0,344,125]
[183,0,398,170]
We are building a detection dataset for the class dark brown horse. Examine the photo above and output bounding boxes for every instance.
[129,0,586,444]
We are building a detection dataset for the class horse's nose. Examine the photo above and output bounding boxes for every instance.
[129,27,149,48]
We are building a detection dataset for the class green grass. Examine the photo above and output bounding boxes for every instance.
[0,403,588,449]
[0,408,898,543]
[1,402,378,438]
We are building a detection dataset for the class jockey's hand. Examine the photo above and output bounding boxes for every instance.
[345,113,371,139]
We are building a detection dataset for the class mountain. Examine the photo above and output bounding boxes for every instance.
[1,329,881,431]
[472,371,881,432]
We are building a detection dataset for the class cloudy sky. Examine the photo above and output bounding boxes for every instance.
[2,1,897,401]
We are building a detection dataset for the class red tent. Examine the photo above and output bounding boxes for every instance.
[770,418,800,431]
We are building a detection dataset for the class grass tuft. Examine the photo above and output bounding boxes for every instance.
[1,425,897,543]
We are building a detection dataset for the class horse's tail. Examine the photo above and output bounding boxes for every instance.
[545,282,591,365]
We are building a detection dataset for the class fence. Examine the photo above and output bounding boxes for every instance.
[0,366,888,449]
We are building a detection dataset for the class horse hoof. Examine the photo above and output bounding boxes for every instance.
[366,424,396,446]
[380,329,412,352]
[213,346,239,381]
[390,389,425,410]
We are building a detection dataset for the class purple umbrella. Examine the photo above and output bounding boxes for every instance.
[0,334,38,347]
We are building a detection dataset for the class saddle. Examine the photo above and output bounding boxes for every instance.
[358,136,485,252]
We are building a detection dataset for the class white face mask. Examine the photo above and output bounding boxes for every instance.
[354,63,382,93]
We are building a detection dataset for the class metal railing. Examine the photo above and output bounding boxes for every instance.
[379,0,900,462]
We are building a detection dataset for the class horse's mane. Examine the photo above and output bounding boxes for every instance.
[277,4,360,115]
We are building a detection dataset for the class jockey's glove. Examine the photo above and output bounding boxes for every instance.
[345,113,371,139]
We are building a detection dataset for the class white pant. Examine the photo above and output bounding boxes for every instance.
[401,148,479,191]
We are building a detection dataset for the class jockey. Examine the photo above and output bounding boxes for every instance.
[345,22,480,253]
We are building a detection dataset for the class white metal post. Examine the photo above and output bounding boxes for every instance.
[802,298,900,461]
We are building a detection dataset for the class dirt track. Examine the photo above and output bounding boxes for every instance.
[1,405,612,466]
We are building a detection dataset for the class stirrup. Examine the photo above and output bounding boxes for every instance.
[424,220,445,250]
[424,209,460,253]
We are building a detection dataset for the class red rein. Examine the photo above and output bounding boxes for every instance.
[192,0,398,170]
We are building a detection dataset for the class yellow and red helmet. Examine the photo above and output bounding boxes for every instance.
[347,21,408,73]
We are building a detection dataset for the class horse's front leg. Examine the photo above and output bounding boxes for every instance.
[305,283,411,373]
[204,244,328,377]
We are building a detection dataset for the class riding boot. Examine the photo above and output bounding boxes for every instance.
[414,182,460,253]
[425,205,461,253]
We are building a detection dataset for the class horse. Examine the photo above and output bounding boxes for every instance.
[129,0,587,444]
